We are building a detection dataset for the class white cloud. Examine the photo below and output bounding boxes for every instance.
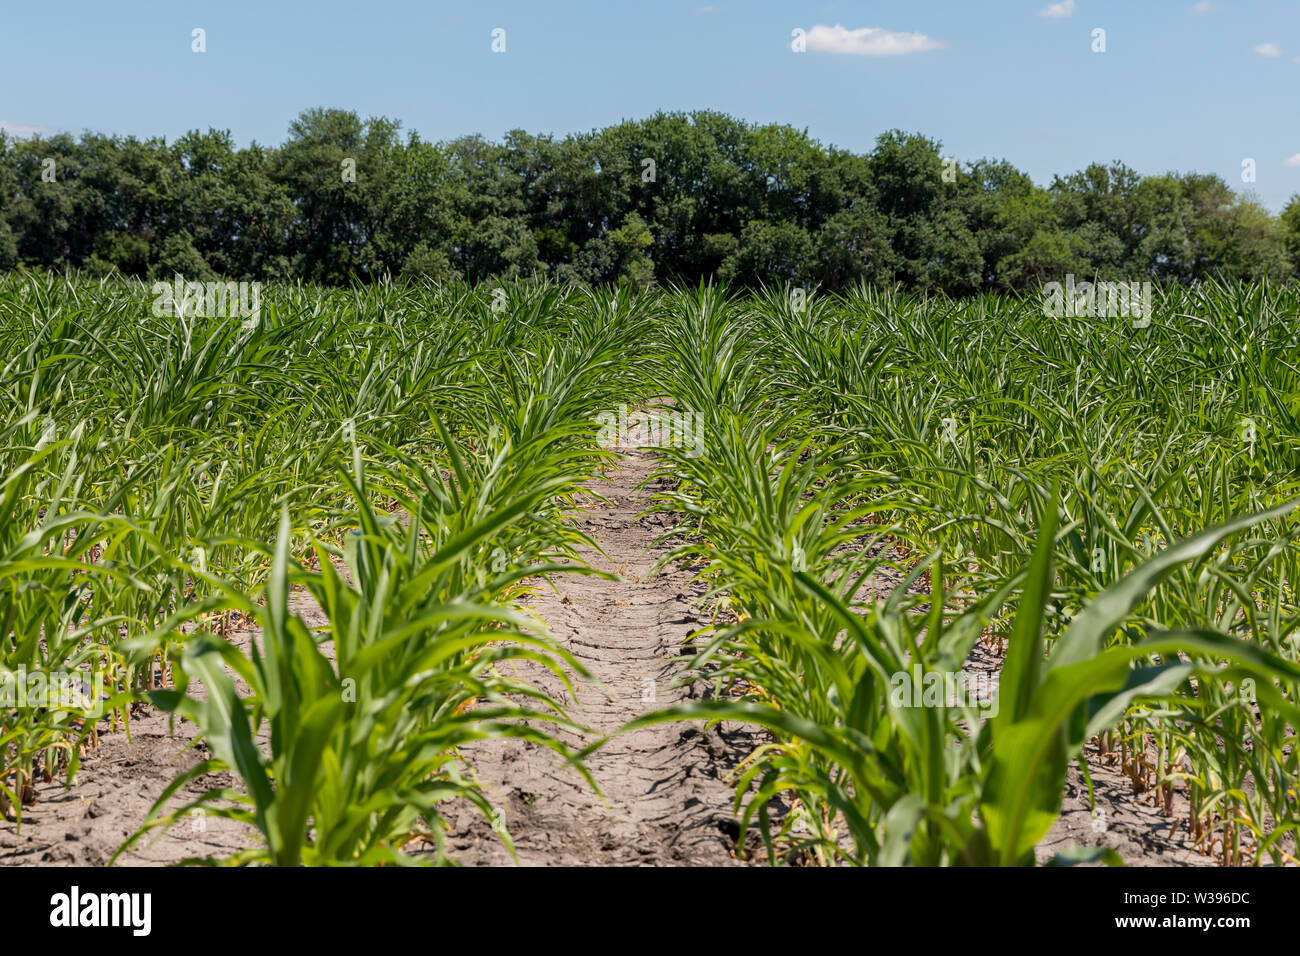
[1038,1,1075,18]
[0,120,58,138]
[1191,1,1212,12]
[1255,42,1282,56]
[695,4,721,13]
[1284,153,1300,167]
[804,23,944,56]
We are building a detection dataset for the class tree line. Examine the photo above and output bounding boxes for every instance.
[3,107,1299,292]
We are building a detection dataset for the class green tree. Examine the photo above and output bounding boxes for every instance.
[1280,194,1300,277]
[868,131,982,294]
[718,220,815,287]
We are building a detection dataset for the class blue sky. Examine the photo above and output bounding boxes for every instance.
[3,0,1299,210]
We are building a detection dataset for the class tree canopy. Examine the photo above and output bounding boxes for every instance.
[4,108,1298,289]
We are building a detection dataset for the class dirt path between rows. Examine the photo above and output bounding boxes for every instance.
[446,449,759,865]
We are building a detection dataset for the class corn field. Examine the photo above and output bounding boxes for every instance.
[2,271,1298,866]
